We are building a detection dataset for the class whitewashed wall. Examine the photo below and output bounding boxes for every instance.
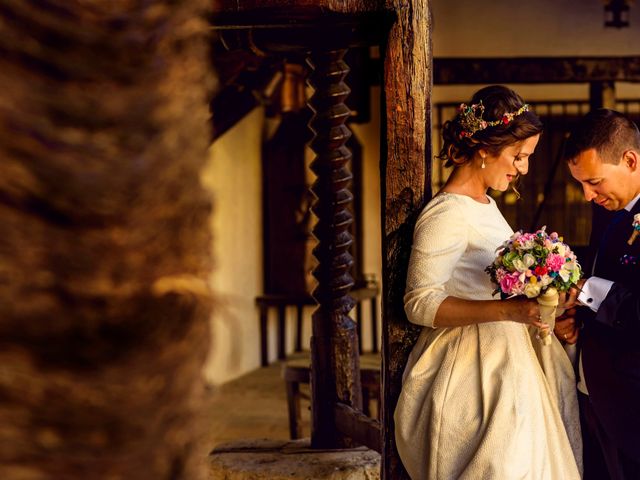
[201,108,264,385]
[432,0,640,57]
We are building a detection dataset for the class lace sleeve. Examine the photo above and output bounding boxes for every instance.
[404,197,469,327]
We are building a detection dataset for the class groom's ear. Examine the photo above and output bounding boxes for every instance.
[623,149,639,171]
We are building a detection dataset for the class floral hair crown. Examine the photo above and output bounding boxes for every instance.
[458,100,530,138]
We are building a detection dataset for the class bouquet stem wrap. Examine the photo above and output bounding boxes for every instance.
[536,287,560,345]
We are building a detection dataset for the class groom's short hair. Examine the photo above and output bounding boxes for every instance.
[564,108,640,165]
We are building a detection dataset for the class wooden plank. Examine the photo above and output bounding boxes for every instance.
[211,4,388,36]
[434,56,640,84]
[359,56,640,86]
[286,379,304,439]
[259,304,269,366]
[356,302,364,354]
[371,295,379,353]
[334,402,382,453]
[212,0,387,16]
[277,305,286,360]
[211,16,388,54]
[381,1,432,478]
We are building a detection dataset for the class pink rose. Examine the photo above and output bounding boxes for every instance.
[519,233,535,243]
[545,253,565,272]
[500,272,520,294]
[511,278,525,295]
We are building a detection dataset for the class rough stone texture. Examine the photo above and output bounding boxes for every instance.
[209,439,380,479]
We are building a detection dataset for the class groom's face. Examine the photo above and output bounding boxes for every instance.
[569,148,636,211]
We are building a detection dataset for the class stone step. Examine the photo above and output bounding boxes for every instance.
[209,438,380,479]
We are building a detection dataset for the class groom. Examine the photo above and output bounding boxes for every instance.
[556,109,640,480]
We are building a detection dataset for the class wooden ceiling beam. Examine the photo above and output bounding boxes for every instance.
[212,14,389,53]
[212,1,388,19]
[434,56,640,84]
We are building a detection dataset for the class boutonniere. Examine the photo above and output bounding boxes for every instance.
[628,213,640,246]
[620,254,638,266]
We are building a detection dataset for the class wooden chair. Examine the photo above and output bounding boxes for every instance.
[279,278,381,439]
[283,352,381,440]
[256,294,314,367]
[256,277,379,366]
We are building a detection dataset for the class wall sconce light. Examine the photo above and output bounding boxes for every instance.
[604,0,632,28]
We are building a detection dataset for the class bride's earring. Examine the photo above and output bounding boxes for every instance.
[481,155,486,169]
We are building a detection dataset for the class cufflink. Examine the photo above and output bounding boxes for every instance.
[586,298,593,304]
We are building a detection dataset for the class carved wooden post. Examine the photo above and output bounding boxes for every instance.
[307,48,363,448]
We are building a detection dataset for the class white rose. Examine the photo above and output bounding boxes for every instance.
[524,282,542,298]
[522,253,535,268]
[559,261,574,282]
[513,258,527,272]
[539,274,553,287]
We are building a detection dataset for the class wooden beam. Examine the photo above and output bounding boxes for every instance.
[381,1,432,479]
[359,56,640,86]
[334,402,382,453]
[211,0,387,18]
[434,56,640,84]
[211,15,389,53]
[209,0,391,54]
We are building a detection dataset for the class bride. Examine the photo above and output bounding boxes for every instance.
[394,85,582,479]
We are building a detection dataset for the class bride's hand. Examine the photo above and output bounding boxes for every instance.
[555,291,568,317]
[562,278,586,310]
[554,308,579,344]
[499,298,546,329]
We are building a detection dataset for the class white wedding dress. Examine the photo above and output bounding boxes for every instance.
[395,192,582,480]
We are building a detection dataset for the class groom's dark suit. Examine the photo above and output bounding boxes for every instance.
[580,200,640,478]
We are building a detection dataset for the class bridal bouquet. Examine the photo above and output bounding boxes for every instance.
[485,227,582,345]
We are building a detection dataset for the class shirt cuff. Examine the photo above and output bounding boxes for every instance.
[578,277,614,312]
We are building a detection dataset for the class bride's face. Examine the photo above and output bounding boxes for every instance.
[481,134,540,191]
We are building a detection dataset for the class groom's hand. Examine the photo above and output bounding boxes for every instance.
[561,278,586,310]
[554,308,579,344]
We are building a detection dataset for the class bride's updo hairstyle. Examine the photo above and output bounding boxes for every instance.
[438,85,543,167]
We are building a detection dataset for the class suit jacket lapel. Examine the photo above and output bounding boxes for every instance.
[593,209,630,278]
[594,202,640,282]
